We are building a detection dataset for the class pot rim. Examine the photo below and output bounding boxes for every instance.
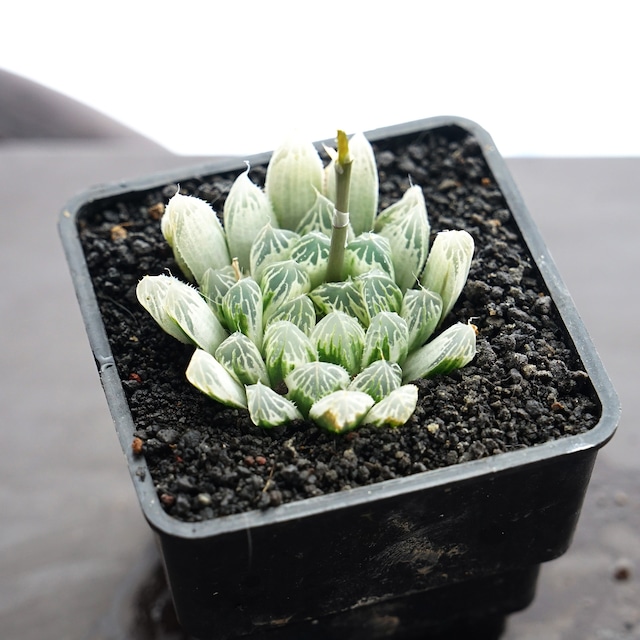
[59,115,620,540]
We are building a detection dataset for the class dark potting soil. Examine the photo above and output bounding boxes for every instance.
[79,127,601,523]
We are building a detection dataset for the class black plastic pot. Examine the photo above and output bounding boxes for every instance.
[59,117,619,639]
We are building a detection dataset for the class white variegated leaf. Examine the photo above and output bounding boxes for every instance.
[348,360,402,402]
[402,322,477,382]
[263,320,318,386]
[362,312,409,368]
[222,277,264,351]
[165,283,227,354]
[295,188,336,237]
[265,294,316,336]
[246,382,302,427]
[215,332,270,386]
[375,185,430,291]
[356,271,403,326]
[344,132,378,235]
[309,390,375,434]
[344,233,394,279]
[363,385,419,427]
[200,266,237,326]
[260,260,311,322]
[136,275,192,344]
[249,224,299,283]
[420,230,475,323]
[265,132,324,230]
[309,280,364,322]
[223,166,277,272]
[186,349,247,409]
[285,361,350,417]
[289,231,330,288]
[311,311,365,376]
[161,192,230,284]
[401,288,443,351]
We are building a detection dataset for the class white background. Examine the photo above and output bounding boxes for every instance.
[2,1,638,157]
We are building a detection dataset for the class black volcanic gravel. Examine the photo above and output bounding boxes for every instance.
[78,127,601,523]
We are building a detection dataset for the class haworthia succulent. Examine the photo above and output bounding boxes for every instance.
[348,360,402,402]
[420,230,475,324]
[343,232,395,280]
[285,361,351,417]
[215,332,270,386]
[260,260,311,322]
[221,277,264,351]
[223,166,277,272]
[200,266,237,325]
[401,288,443,352]
[186,349,247,409]
[311,311,365,376]
[262,320,318,387]
[246,382,303,427]
[402,322,477,382]
[309,280,364,320]
[308,390,375,434]
[375,185,430,291]
[265,294,316,336]
[356,270,403,326]
[249,224,299,284]
[363,384,419,427]
[362,311,409,368]
[289,231,330,289]
[160,192,230,284]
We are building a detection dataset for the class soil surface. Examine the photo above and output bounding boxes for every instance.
[79,126,601,523]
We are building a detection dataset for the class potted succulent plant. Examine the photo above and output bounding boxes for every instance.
[59,117,619,639]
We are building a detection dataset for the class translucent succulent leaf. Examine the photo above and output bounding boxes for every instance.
[402,322,477,382]
[265,294,316,336]
[249,224,299,283]
[362,312,409,368]
[375,185,430,291]
[260,260,312,322]
[348,360,402,402]
[223,166,277,272]
[200,266,237,325]
[356,271,403,327]
[401,288,443,351]
[363,385,419,427]
[246,381,303,427]
[161,192,230,284]
[309,390,375,434]
[311,311,365,376]
[136,275,192,344]
[265,132,324,230]
[185,349,247,409]
[263,320,318,386]
[215,332,270,386]
[309,280,364,320]
[221,277,264,351]
[289,231,330,288]
[344,232,395,280]
[285,361,350,417]
[420,230,475,323]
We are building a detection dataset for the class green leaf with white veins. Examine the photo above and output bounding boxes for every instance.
[356,271,403,326]
[222,277,264,351]
[263,320,318,387]
[246,382,302,427]
[311,311,365,376]
[309,390,375,434]
[285,361,350,417]
[402,322,477,382]
[200,265,237,325]
[223,165,277,273]
[309,280,364,321]
[344,232,395,280]
[375,185,430,291]
[260,260,311,322]
[401,288,443,351]
[186,349,247,409]
[420,230,475,324]
[289,231,330,289]
[362,312,409,368]
[364,385,419,427]
[265,294,316,336]
[161,192,230,284]
[249,224,299,283]
[349,360,402,402]
[215,332,270,386]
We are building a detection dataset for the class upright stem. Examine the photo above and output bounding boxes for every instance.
[326,130,353,282]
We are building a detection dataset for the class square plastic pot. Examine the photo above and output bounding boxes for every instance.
[59,117,619,639]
